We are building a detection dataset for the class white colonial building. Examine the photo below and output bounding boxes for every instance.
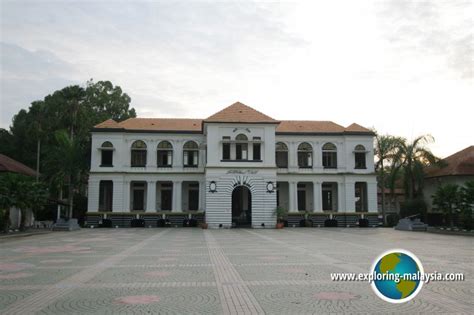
[86,102,377,228]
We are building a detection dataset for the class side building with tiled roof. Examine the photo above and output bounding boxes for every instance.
[424,146,474,212]
[86,102,378,228]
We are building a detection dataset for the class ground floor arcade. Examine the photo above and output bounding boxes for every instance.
[87,174,377,228]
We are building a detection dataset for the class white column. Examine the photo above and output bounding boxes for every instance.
[174,140,183,168]
[148,140,156,168]
[199,180,206,211]
[173,181,182,212]
[87,179,99,212]
[288,142,297,170]
[313,181,322,212]
[337,182,345,212]
[345,181,355,212]
[123,181,130,211]
[112,180,124,212]
[146,181,156,212]
[367,181,378,212]
[289,181,298,212]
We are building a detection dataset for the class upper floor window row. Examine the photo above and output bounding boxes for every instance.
[99,140,200,168]
[275,142,367,169]
[222,134,262,162]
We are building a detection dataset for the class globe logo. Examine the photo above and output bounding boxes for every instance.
[371,249,424,303]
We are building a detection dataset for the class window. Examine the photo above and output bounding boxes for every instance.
[297,183,307,211]
[99,180,113,211]
[131,140,147,167]
[222,136,231,160]
[183,141,199,167]
[157,141,173,167]
[322,142,337,169]
[100,141,113,167]
[131,181,147,211]
[297,142,313,168]
[253,137,261,160]
[235,134,248,160]
[276,142,288,168]
[354,145,367,169]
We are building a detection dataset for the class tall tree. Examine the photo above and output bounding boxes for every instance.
[399,135,439,200]
[0,79,136,219]
[44,130,87,219]
[375,134,404,224]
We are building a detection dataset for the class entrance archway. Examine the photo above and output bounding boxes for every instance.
[232,186,252,227]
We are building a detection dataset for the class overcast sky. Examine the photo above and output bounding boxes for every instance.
[1,0,472,157]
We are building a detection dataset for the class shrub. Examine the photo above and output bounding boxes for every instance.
[100,219,112,228]
[359,218,369,227]
[400,198,427,218]
[131,219,145,227]
[386,214,400,227]
[324,219,338,227]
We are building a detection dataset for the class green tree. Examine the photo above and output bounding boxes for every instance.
[375,133,404,224]
[459,181,474,229]
[0,79,136,220]
[399,135,439,200]
[0,173,48,231]
[85,80,136,122]
[44,130,87,220]
[432,184,460,228]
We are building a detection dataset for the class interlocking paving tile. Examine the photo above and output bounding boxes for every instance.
[0,228,472,314]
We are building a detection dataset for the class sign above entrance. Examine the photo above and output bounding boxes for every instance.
[227,170,258,175]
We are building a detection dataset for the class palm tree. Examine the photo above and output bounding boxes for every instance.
[44,130,86,219]
[432,184,460,228]
[399,135,439,200]
[375,134,404,224]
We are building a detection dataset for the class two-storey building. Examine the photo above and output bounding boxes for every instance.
[86,102,377,228]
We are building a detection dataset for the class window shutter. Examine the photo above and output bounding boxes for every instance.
[184,151,188,165]
[308,153,312,166]
[167,151,172,165]
[193,151,198,165]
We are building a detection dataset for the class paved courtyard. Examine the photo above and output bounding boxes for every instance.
[0,228,472,314]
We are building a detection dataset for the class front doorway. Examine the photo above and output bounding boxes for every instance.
[232,186,252,227]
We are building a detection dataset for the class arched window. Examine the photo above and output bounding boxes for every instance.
[354,145,367,169]
[131,140,147,167]
[100,141,114,167]
[322,142,337,169]
[157,141,173,167]
[235,134,248,160]
[183,141,199,167]
[298,142,313,168]
[276,142,288,168]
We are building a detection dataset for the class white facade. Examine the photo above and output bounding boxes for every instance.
[87,103,377,228]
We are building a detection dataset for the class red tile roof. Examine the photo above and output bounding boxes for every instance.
[93,102,373,134]
[204,102,278,123]
[425,146,474,178]
[0,154,37,177]
[94,118,202,132]
[276,120,344,133]
[345,123,372,133]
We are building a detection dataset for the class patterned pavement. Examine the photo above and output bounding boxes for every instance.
[0,228,472,314]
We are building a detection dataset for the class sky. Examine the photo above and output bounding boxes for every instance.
[0,0,472,158]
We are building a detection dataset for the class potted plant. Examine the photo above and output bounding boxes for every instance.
[275,206,287,229]
[300,210,313,227]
